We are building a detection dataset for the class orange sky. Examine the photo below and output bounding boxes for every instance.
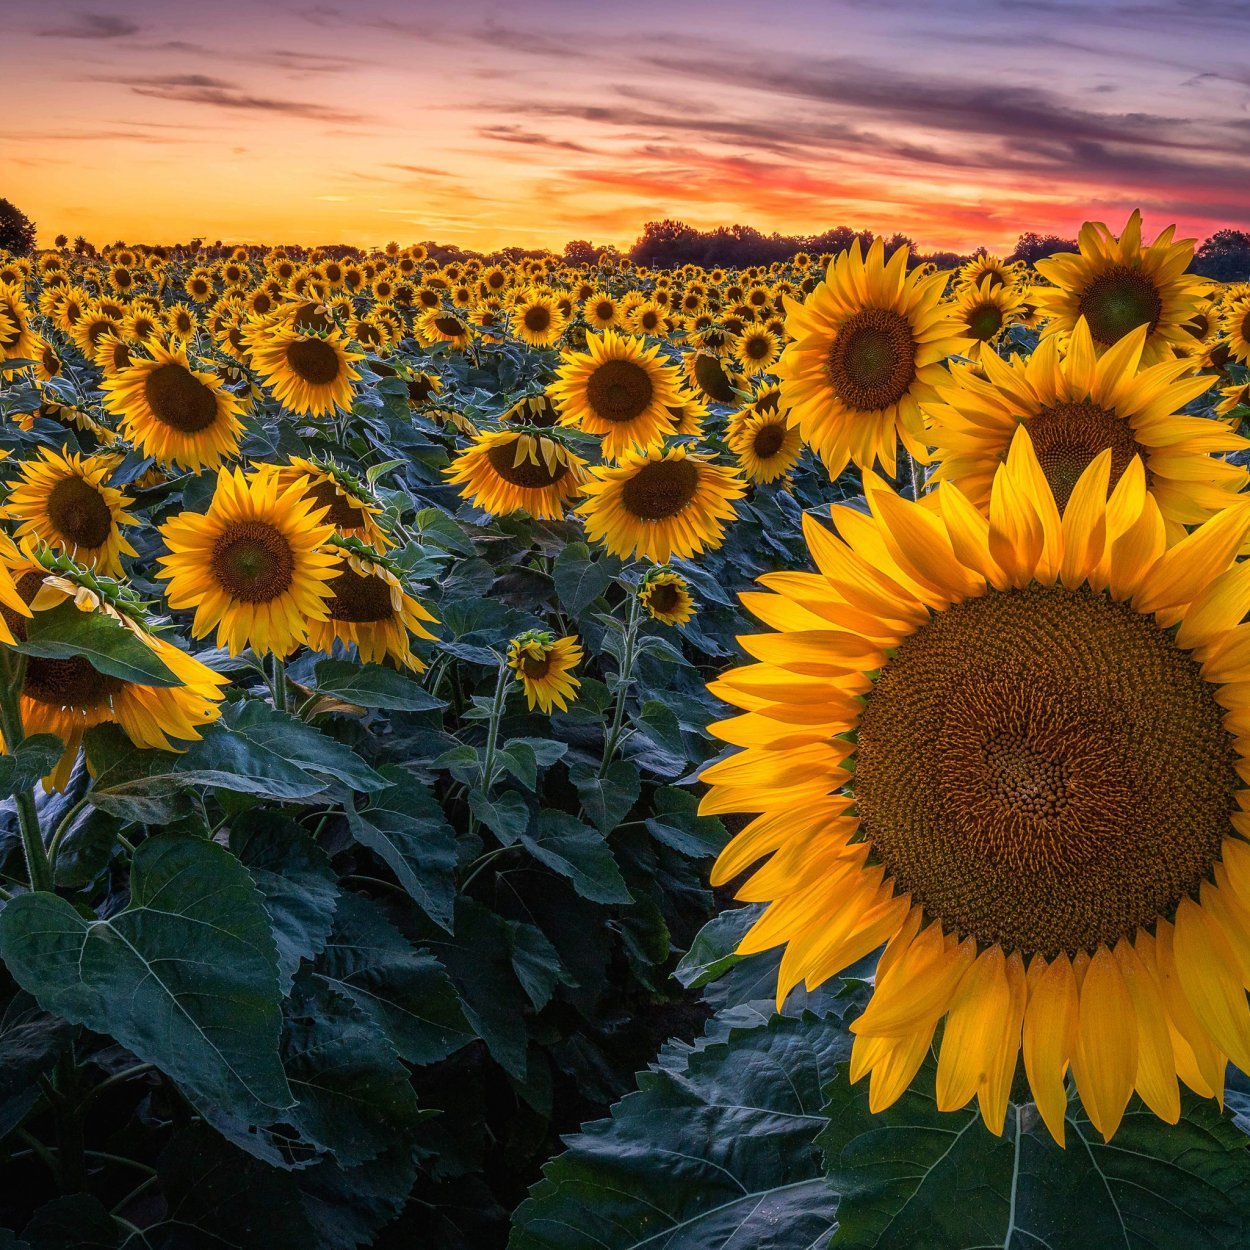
[5,0,1249,254]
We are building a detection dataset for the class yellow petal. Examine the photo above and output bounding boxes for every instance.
[1022,953,1077,1146]
[1172,897,1250,1072]
[1071,946,1136,1141]
[1116,938,1179,1124]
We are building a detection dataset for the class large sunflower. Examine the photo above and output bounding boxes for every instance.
[445,430,587,520]
[926,318,1247,537]
[247,325,363,417]
[703,428,1250,1145]
[578,445,746,562]
[1033,210,1208,363]
[4,448,138,575]
[728,407,804,484]
[306,542,438,672]
[511,290,568,348]
[1,551,226,790]
[552,330,684,461]
[158,467,339,657]
[101,340,245,471]
[778,238,968,478]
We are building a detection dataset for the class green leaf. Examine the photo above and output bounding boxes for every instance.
[14,599,179,686]
[311,660,446,712]
[509,920,573,1012]
[521,811,631,904]
[553,542,614,615]
[0,736,63,800]
[281,970,424,1168]
[569,760,640,833]
[0,994,71,1138]
[0,834,292,1123]
[231,815,340,995]
[311,893,473,1066]
[346,765,457,930]
[820,1053,1250,1250]
[469,788,530,845]
[496,741,538,790]
[645,785,726,858]
[510,1011,852,1250]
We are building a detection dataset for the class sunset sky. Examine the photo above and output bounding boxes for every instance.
[4,0,1249,254]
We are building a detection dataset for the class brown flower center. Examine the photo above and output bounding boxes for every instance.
[144,362,220,433]
[828,307,917,411]
[1076,265,1164,346]
[1026,401,1146,512]
[647,582,681,613]
[586,358,655,423]
[523,305,553,333]
[692,353,737,403]
[621,459,700,520]
[854,584,1237,956]
[325,568,394,623]
[752,422,786,459]
[285,339,341,386]
[966,302,1005,341]
[46,475,114,550]
[303,478,369,529]
[24,655,123,707]
[211,521,295,603]
[485,440,569,489]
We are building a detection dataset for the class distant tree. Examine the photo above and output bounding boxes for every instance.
[1008,232,1077,265]
[1192,229,1250,282]
[563,239,597,266]
[0,198,37,256]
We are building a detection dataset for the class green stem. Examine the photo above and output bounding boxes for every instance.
[0,650,53,893]
[468,659,510,843]
[600,589,642,775]
[908,450,925,501]
[47,797,90,870]
[460,843,516,892]
[76,1062,156,1114]
[270,654,289,713]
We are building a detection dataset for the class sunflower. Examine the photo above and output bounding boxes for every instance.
[956,253,1024,293]
[639,569,696,626]
[578,445,746,562]
[777,238,968,478]
[1216,382,1250,421]
[1221,295,1250,365]
[926,318,1248,537]
[158,466,339,657]
[734,325,782,375]
[268,456,393,548]
[728,408,804,484]
[505,392,560,428]
[163,305,199,343]
[552,330,685,461]
[93,331,136,379]
[948,275,1027,361]
[507,631,583,713]
[445,431,587,520]
[418,308,473,349]
[704,427,1250,1145]
[0,550,227,790]
[511,290,567,347]
[5,448,138,575]
[685,349,745,405]
[101,340,244,471]
[34,338,62,383]
[666,386,710,438]
[246,325,363,418]
[306,542,438,672]
[625,299,668,337]
[0,282,37,362]
[1034,211,1208,363]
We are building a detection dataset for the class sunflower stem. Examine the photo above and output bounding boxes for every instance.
[907,450,925,501]
[0,649,54,894]
[270,655,289,713]
[600,587,642,776]
[469,659,510,843]
[47,797,90,871]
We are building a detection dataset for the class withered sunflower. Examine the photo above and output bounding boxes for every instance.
[101,340,245,471]
[926,318,1248,537]
[703,428,1250,1145]
[247,325,363,418]
[507,631,583,714]
[578,444,746,562]
[306,543,438,672]
[552,330,685,461]
[778,238,968,478]
[1034,210,1208,363]
[4,448,138,575]
[158,466,339,657]
[445,431,587,520]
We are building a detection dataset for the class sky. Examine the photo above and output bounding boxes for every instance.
[3,0,1249,254]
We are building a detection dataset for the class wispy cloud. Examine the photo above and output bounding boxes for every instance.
[35,12,139,39]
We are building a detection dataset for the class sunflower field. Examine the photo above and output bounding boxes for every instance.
[0,215,1248,1249]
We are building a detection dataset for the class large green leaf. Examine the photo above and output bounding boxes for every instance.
[569,760,640,833]
[522,810,631,904]
[0,834,292,1123]
[553,542,615,615]
[509,1010,853,1250]
[15,599,179,686]
[310,893,473,1066]
[0,736,64,801]
[311,660,446,712]
[820,1054,1250,1250]
[345,765,457,931]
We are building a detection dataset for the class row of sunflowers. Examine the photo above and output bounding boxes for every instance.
[0,211,1247,1248]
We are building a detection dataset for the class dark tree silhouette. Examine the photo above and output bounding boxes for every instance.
[1192,229,1250,282]
[563,239,597,266]
[1007,232,1078,264]
[0,198,36,256]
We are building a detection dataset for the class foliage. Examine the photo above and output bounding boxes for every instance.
[0,201,36,258]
